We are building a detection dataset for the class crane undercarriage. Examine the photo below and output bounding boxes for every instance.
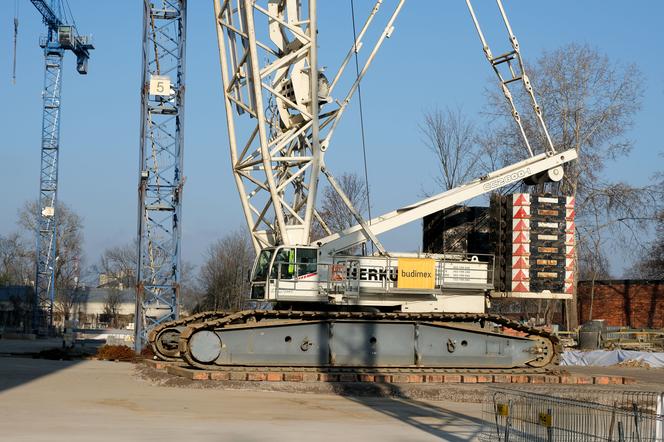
[149,310,559,370]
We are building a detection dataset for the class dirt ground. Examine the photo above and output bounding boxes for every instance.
[0,356,485,442]
[1,336,663,441]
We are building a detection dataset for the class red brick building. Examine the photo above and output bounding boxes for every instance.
[577,280,664,328]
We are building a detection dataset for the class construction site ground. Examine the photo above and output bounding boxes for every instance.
[1,335,663,441]
[1,355,486,441]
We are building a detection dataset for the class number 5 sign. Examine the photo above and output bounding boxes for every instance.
[149,75,171,96]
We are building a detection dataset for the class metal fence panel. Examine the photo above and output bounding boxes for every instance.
[481,387,664,441]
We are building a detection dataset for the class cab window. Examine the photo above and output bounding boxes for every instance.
[297,248,317,276]
[253,249,274,281]
[271,248,294,279]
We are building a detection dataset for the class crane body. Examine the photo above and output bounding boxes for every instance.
[29,0,93,331]
[248,149,575,314]
[150,0,577,370]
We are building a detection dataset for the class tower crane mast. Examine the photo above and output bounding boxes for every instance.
[134,0,187,350]
[28,0,93,332]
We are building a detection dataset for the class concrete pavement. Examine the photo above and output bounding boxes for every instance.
[0,357,486,441]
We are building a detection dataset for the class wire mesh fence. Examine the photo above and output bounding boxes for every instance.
[481,387,664,441]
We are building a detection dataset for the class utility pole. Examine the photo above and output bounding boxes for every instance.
[134,0,187,350]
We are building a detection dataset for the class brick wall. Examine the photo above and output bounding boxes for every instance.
[577,280,664,328]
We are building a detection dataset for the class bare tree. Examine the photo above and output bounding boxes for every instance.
[18,200,85,322]
[318,172,369,234]
[102,289,124,328]
[198,229,255,312]
[480,43,660,327]
[482,44,644,194]
[95,242,137,289]
[180,261,203,314]
[628,211,664,279]
[486,44,660,230]
[577,236,612,282]
[94,240,200,314]
[0,232,32,286]
[420,106,481,191]
[8,289,31,328]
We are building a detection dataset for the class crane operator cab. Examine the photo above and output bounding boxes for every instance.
[250,246,321,302]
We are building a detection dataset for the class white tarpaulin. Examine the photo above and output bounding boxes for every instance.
[561,350,664,367]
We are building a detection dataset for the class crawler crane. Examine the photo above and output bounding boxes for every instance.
[150,0,577,370]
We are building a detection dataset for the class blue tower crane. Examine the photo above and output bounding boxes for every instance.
[28,0,93,332]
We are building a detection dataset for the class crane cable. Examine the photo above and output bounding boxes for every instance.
[12,0,18,85]
[349,0,374,252]
[63,0,78,29]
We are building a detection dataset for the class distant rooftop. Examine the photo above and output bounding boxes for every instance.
[0,285,134,303]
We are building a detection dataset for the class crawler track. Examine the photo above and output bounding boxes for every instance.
[148,310,230,361]
[166,310,560,371]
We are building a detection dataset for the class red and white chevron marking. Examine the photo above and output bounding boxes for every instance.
[564,196,576,294]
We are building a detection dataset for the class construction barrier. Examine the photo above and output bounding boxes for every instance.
[481,387,664,441]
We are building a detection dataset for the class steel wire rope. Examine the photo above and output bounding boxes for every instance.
[12,0,19,84]
[63,0,77,29]
[349,0,374,253]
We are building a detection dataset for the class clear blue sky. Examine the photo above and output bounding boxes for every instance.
[1,1,662,277]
